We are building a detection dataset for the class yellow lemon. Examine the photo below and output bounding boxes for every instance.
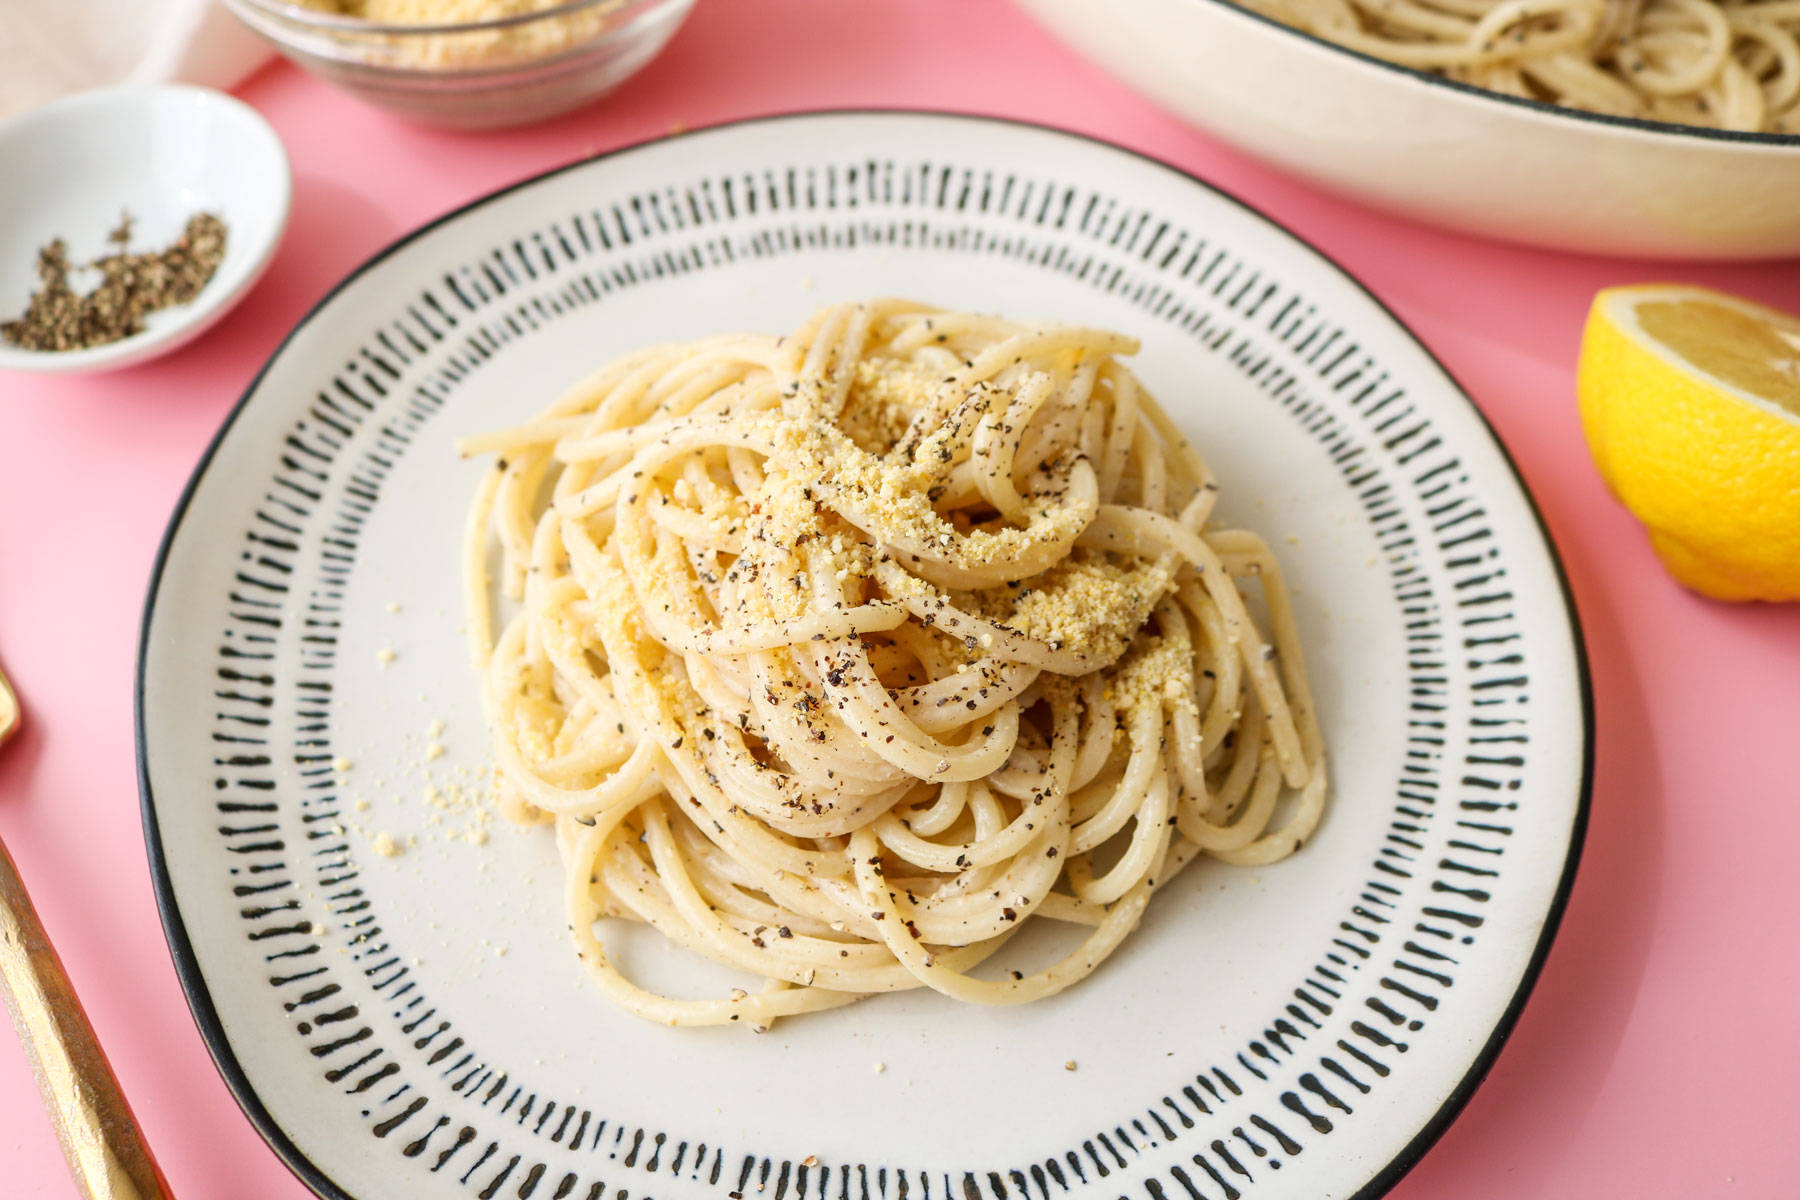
[1577,284,1800,602]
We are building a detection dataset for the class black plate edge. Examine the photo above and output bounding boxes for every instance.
[133,106,1596,1200]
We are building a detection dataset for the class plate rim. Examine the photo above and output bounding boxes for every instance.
[134,106,1594,1200]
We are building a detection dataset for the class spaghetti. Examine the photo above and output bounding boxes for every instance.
[1243,0,1800,132]
[460,300,1327,1027]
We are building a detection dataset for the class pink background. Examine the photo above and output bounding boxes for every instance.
[4,2,1800,1196]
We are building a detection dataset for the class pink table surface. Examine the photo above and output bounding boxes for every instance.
[4,2,1800,1197]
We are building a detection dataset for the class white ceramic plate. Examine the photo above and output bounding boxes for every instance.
[0,85,290,374]
[138,112,1590,1200]
[1015,0,1800,260]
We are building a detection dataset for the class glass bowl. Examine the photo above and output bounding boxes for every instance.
[223,0,695,130]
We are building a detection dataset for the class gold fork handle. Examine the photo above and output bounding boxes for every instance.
[0,836,172,1199]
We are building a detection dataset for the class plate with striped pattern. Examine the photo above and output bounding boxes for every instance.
[138,111,1589,1200]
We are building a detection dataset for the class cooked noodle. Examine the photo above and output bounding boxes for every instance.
[1243,0,1800,131]
[459,300,1327,1027]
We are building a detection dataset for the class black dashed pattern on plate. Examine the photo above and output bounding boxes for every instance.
[145,114,1585,1200]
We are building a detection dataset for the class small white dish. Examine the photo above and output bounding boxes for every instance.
[0,84,290,374]
[1016,0,1800,261]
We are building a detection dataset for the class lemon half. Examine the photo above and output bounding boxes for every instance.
[1578,284,1800,602]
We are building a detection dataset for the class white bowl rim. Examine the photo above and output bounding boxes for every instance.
[1190,0,1800,149]
[0,83,293,376]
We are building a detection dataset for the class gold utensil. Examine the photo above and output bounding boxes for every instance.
[0,660,173,1199]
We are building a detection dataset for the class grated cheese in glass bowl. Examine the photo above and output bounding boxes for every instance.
[224,0,695,129]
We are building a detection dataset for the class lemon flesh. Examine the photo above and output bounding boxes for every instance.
[1634,299,1800,420]
[1578,286,1800,603]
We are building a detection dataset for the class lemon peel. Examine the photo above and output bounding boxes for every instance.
[1578,284,1800,603]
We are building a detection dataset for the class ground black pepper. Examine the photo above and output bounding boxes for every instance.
[1,211,228,352]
